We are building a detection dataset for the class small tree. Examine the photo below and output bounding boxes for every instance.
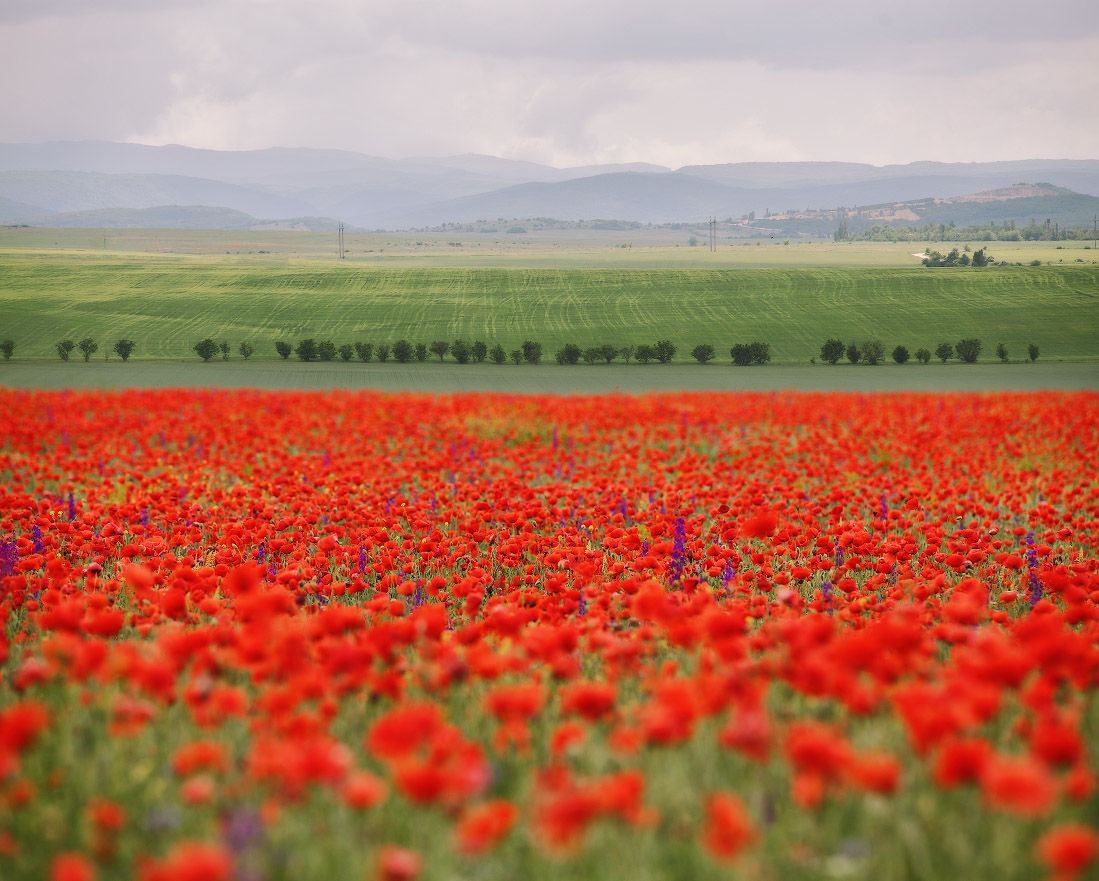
[354,342,374,363]
[509,349,523,365]
[415,343,428,362]
[691,344,715,364]
[996,342,1009,363]
[845,343,861,365]
[956,338,982,363]
[730,344,752,366]
[556,343,581,365]
[0,339,14,360]
[1028,343,1039,363]
[56,339,76,361]
[935,342,954,364]
[915,348,932,364]
[748,342,771,365]
[338,344,354,362]
[295,339,318,362]
[522,340,542,365]
[430,340,450,362]
[635,344,656,364]
[892,345,910,364]
[113,339,136,362]
[820,338,845,365]
[375,343,390,362]
[472,341,488,363]
[619,344,635,364]
[582,346,601,365]
[194,338,218,362]
[317,341,337,362]
[78,338,98,362]
[599,344,619,365]
[392,339,414,363]
[862,340,885,366]
[972,248,989,267]
[219,341,230,361]
[239,341,255,360]
[451,339,471,364]
[276,341,292,360]
[490,343,507,364]
[654,340,676,363]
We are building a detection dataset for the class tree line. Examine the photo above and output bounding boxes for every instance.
[0,338,137,362]
[0,336,1041,366]
[817,338,1039,365]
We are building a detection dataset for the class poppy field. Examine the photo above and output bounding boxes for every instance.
[1,387,1098,881]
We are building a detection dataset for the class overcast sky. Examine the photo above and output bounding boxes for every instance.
[3,0,1098,168]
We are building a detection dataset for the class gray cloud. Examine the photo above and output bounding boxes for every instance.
[1,0,1097,167]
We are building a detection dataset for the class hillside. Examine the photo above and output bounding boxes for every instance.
[0,142,1097,230]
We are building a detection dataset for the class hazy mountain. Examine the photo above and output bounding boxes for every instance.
[0,193,46,223]
[0,171,313,218]
[0,141,1096,229]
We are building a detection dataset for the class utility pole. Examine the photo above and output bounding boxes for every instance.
[1093,214,1096,251]
[338,222,345,259]
[709,216,717,251]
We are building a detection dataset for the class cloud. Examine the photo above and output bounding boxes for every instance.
[1,0,1097,167]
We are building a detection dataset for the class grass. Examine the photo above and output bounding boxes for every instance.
[1,362,1097,394]
[1,247,1096,365]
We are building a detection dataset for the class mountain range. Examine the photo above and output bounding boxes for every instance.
[1,141,1097,231]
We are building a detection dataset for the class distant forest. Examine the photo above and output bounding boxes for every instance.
[842,218,1097,243]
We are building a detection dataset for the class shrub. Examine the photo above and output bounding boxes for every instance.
[1028,343,1040,362]
[194,338,218,362]
[451,339,471,364]
[338,344,354,362]
[509,349,523,365]
[354,342,374,363]
[582,346,601,365]
[820,338,845,365]
[239,341,255,360]
[392,339,414,363]
[956,338,982,363]
[862,340,885,366]
[619,344,635,364]
[219,341,230,361]
[556,343,581,365]
[0,339,13,360]
[472,341,488,363]
[522,340,543,365]
[915,348,932,364]
[376,343,390,362]
[317,341,337,362]
[691,344,715,363]
[635,344,656,364]
[430,340,450,362]
[748,342,771,365]
[78,338,98,362]
[295,339,318,362]
[56,339,75,361]
[275,341,292,360]
[654,340,676,363]
[113,339,136,362]
[730,344,752,367]
[490,344,507,365]
[845,343,861,364]
[415,343,428,362]
[996,342,1009,363]
[935,342,954,364]
[892,345,910,364]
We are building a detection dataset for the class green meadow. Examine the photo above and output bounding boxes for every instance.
[1,245,1096,366]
